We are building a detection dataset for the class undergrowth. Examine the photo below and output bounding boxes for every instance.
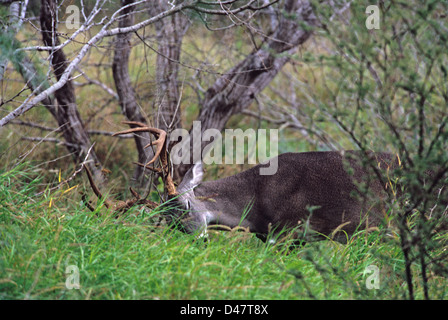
[1,164,447,299]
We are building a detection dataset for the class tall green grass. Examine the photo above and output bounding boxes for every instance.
[1,164,447,299]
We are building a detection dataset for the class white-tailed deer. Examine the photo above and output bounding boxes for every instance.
[170,152,398,243]
[85,122,399,243]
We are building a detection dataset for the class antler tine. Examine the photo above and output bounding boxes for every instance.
[143,130,166,167]
[84,166,115,209]
[112,121,167,167]
[83,120,176,214]
[112,121,161,138]
[111,121,177,197]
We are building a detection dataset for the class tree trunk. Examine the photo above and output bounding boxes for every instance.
[149,1,190,139]
[112,0,153,185]
[146,1,191,181]
[40,0,104,183]
[111,1,191,185]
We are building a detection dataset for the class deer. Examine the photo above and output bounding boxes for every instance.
[85,121,400,243]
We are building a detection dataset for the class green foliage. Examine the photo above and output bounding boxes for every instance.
[1,165,447,299]
[308,0,448,299]
[1,0,447,301]
[0,33,49,92]
[0,2,51,97]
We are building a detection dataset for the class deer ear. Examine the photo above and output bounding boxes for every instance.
[190,162,204,186]
[178,162,204,193]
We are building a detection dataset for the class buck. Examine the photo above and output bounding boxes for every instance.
[85,122,399,243]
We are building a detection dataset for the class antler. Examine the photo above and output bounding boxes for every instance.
[112,121,177,197]
[83,121,176,214]
[84,165,158,213]
[112,121,166,167]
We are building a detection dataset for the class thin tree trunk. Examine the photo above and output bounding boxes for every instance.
[112,0,153,185]
[149,1,190,138]
[112,0,190,186]
[40,0,104,183]
[146,1,190,181]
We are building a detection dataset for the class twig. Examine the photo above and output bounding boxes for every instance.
[87,130,133,138]
[11,120,61,132]
[13,123,68,168]
[74,66,119,100]
[34,143,95,197]
[21,136,77,148]
[11,120,134,139]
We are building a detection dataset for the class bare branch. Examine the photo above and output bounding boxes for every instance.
[74,66,119,100]
[0,0,195,127]
[192,0,279,15]
[13,123,68,168]
[87,130,133,139]
[21,136,77,148]
[33,143,96,197]
[10,120,61,132]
